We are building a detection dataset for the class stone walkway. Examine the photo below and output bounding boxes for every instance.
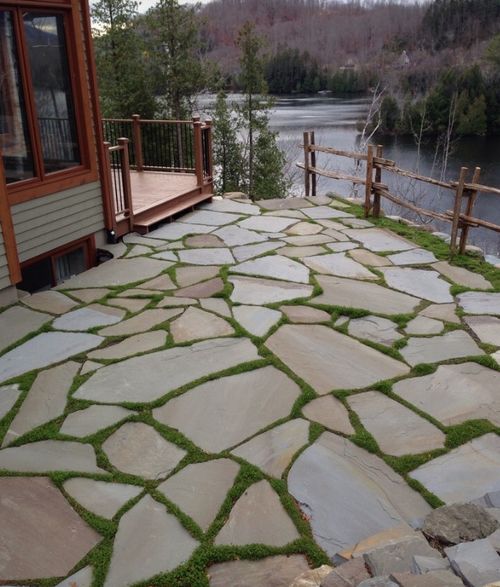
[0,194,499,587]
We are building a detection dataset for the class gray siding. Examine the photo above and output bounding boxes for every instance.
[0,225,10,290]
[12,181,104,263]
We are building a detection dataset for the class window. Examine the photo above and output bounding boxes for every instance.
[0,6,91,195]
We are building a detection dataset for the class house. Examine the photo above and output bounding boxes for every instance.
[0,0,213,306]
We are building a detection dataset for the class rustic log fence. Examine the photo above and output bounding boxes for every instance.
[299,131,500,255]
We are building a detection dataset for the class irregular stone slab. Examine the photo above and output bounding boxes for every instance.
[239,216,297,233]
[0,477,100,581]
[314,276,420,315]
[108,297,150,313]
[215,480,299,546]
[200,298,232,317]
[158,459,239,531]
[348,316,403,346]
[280,305,330,323]
[338,525,417,562]
[393,362,500,427]
[464,315,500,346]
[283,234,334,246]
[278,245,327,258]
[0,305,52,352]
[349,248,393,267]
[358,579,398,587]
[363,535,440,576]
[389,570,463,586]
[304,253,377,280]
[60,405,135,438]
[75,337,259,403]
[181,209,242,226]
[127,244,154,258]
[343,228,415,252]
[265,209,306,218]
[232,419,309,477]
[170,306,234,342]
[174,277,224,299]
[102,422,186,480]
[178,247,235,265]
[207,555,310,587]
[53,304,125,331]
[388,249,438,265]
[68,288,111,303]
[231,255,310,284]
[266,325,409,394]
[326,242,359,252]
[80,360,102,375]
[381,268,452,303]
[307,194,334,205]
[22,291,78,315]
[0,385,21,421]
[89,331,166,361]
[185,234,225,248]
[290,565,333,587]
[99,308,181,336]
[286,221,323,236]
[63,478,142,519]
[232,241,283,262]
[214,225,267,246]
[411,555,451,574]
[340,217,374,228]
[423,504,499,545]
[152,250,178,261]
[458,291,500,315]
[420,303,460,324]
[405,316,444,335]
[258,197,312,210]
[0,440,103,473]
[411,434,500,503]
[433,261,492,289]
[229,276,313,305]
[202,199,260,215]
[123,232,165,247]
[401,330,484,366]
[322,558,371,587]
[54,566,93,587]
[316,218,349,230]
[139,273,176,290]
[288,432,431,557]
[104,495,199,587]
[323,227,350,240]
[303,206,353,219]
[175,265,220,287]
[348,391,445,456]
[154,366,300,452]
[56,258,171,289]
[233,305,281,337]
[116,288,159,297]
[148,221,215,240]
[302,395,354,435]
[2,362,79,446]
[445,539,500,587]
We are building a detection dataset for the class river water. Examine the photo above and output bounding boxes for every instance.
[199,94,500,255]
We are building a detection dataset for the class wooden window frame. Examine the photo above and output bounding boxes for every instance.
[0,0,98,206]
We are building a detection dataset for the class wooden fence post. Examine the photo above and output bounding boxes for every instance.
[373,144,383,218]
[310,131,317,197]
[102,141,118,237]
[303,131,311,197]
[458,166,481,254]
[204,118,213,181]
[118,137,134,232]
[450,166,468,255]
[364,145,374,217]
[132,114,143,172]
[193,116,204,187]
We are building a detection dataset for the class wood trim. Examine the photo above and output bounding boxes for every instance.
[0,157,21,284]
[20,233,95,275]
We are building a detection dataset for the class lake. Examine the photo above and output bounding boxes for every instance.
[199,94,500,256]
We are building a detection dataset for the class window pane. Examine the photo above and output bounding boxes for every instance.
[23,13,81,173]
[0,11,35,183]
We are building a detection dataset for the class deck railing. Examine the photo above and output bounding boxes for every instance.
[299,131,500,256]
[103,137,134,235]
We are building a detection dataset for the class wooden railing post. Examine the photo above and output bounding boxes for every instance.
[450,166,468,256]
[132,114,143,172]
[310,131,317,197]
[118,137,134,232]
[459,166,481,255]
[364,144,374,217]
[373,144,383,218]
[303,131,311,197]
[193,116,203,187]
[102,141,118,238]
[204,118,213,181]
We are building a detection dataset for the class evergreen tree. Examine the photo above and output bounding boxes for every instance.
[92,0,156,118]
[147,0,205,119]
[212,91,243,194]
[253,126,289,199]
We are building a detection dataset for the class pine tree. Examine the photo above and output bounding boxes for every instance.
[92,0,156,118]
[253,126,289,199]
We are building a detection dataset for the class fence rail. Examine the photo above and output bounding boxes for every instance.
[300,131,500,255]
[103,138,133,234]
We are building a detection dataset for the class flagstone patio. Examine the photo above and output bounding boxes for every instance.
[0,194,499,586]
